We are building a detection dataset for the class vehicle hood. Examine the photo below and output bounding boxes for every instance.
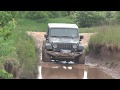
[49,37,79,43]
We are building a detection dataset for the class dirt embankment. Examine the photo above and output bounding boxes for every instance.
[89,43,120,60]
[3,58,22,79]
[88,43,120,79]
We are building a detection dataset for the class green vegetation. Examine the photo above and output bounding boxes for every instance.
[13,21,38,79]
[73,11,117,28]
[0,69,13,79]
[0,11,13,27]
[0,12,38,79]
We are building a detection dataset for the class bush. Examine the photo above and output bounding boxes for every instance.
[0,11,12,27]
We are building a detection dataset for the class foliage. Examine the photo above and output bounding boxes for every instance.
[0,17,17,58]
[71,11,118,28]
[0,11,12,27]
[0,68,13,79]
[0,18,17,40]
[0,11,18,79]
[75,11,106,27]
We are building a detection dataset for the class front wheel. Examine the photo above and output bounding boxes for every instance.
[75,53,85,64]
[42,46,51,62]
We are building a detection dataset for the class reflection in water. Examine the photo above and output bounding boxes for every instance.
[38,63,113,79]
[52,66,59,69]
[38,66,42,79]
[83,70,88,79]
[68,66,72,70]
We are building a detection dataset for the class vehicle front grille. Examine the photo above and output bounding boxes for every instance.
[53,43,75,52]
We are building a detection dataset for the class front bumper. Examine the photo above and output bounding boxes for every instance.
[46,51,83,59]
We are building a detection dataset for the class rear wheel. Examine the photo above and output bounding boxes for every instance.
[75,53,85,64]
[42,46,51,62]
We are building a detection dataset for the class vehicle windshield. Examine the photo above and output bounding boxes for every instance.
[49,28,79,37]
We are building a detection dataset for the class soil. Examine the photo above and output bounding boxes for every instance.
[27,31,120,79]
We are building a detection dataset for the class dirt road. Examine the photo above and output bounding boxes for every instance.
[27,31,118,79]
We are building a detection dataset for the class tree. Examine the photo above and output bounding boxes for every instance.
[75,11,106,27]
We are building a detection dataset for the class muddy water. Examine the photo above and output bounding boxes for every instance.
[37,62,113,79]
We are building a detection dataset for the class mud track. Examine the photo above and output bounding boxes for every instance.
[27,31,119,79]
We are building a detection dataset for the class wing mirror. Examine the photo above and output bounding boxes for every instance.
[44,34,48,39]
[80,35,84,39]
[80,35,83,40]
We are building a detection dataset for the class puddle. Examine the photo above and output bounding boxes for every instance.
[37,62,114,79]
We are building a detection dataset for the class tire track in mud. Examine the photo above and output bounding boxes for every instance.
[27,31,114,79]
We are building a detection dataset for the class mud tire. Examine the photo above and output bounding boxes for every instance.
[42,46,51,62]
[75,53,85,64]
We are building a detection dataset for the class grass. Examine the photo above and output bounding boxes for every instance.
[89,25,120,46]
[16,17,75,32]
[16,19,46,32]
[80,27,99,33]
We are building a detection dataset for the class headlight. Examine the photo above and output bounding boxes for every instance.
[78,45,84,51]
[73,44,77,49]
[45,43,52,50]
[53,44,57,48]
